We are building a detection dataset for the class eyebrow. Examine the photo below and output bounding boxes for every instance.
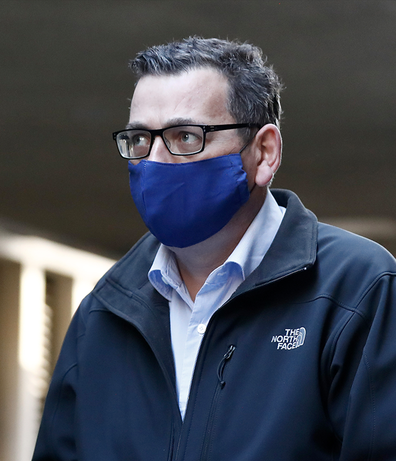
[125,121,148,130]
[125,117,204,130]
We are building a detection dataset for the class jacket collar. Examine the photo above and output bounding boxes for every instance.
[93,233,176,388]
[232,189,318,295]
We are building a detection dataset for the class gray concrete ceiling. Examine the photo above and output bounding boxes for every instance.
[1,1,396,258]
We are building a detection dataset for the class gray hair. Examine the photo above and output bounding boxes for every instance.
[129,37,283,131]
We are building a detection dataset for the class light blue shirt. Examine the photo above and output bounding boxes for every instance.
[149,190,285,418]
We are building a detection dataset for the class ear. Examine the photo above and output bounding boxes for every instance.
[254,124,282,187]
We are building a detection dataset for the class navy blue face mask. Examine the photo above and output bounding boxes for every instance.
[128,153,250,248]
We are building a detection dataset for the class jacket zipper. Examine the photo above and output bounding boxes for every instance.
[200,345,236,460]
[217,344,236,388]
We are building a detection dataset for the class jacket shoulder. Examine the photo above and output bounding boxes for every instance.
[315,222,396,312]
[318,222,396,271]
[93,232,160,292]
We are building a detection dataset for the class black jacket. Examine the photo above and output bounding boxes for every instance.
[33,190,396,460]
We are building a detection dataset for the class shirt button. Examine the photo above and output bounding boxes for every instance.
[197,324,206,335]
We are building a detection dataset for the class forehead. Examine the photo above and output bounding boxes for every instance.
[129,68,234,127]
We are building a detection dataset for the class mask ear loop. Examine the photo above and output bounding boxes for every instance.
[239,126,263,194]
[239,126,260,154]
[249,171,274,197]
[248,183,257,194]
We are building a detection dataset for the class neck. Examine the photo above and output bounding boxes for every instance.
[169,187,267,301]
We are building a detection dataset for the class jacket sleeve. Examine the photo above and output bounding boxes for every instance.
[329,273,396,460]
[32,298,87,461]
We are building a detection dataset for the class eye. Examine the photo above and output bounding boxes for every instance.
[163,125,204,154]
[131,132,150,147]
[180,131,200,144]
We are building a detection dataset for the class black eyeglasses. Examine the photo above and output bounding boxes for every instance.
[112,123,260,160]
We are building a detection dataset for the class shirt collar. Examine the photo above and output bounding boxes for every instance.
[226,189,285,278]
[149,244,181,301]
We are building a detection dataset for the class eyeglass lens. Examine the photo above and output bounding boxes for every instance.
[116,125,205,159]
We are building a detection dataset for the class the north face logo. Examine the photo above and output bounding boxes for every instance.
[271,327,306,350]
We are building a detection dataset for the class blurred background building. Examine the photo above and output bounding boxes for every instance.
[1,1,395,459]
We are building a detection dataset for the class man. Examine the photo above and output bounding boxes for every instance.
[33,37,396,460]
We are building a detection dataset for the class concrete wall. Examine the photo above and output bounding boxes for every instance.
[0,228,115,461]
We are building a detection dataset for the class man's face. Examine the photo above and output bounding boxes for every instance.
[128,68,250,163]
[127,67,275,249]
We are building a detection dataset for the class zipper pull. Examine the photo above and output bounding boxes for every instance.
[217,345,236,389]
